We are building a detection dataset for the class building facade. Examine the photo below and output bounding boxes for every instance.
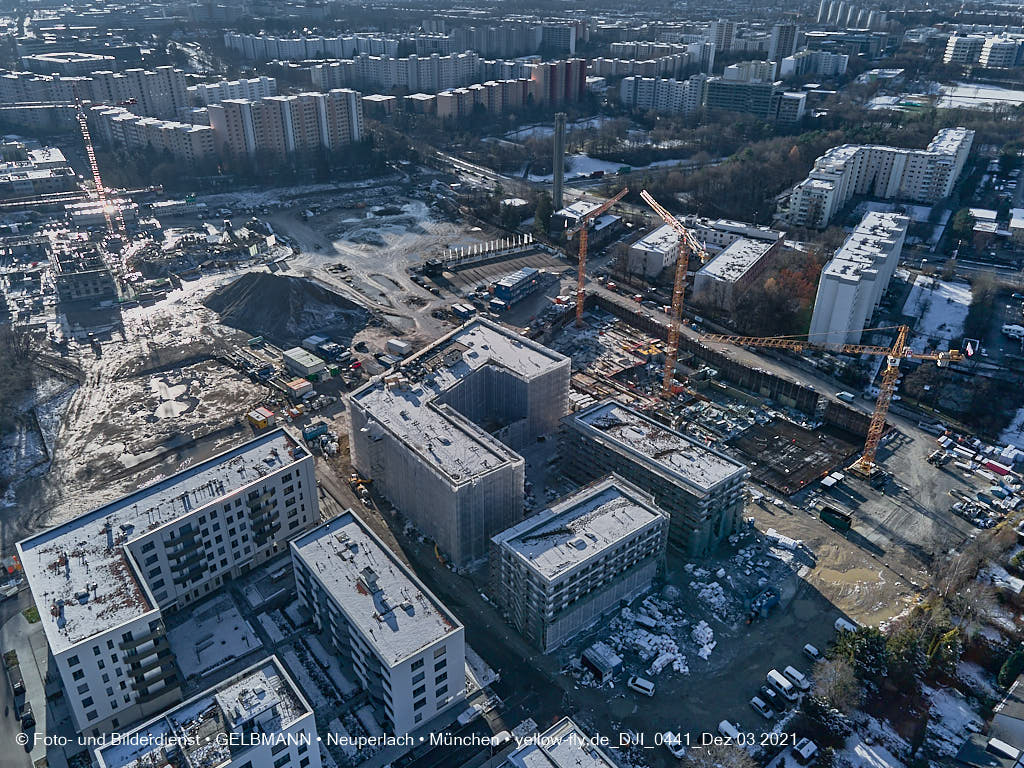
[808,211,908,345]
[17,429,318,735]
[490,475,669,652]
[291,511,465,736]
[562,399,749,557]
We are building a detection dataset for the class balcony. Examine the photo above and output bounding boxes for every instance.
[169,550,204,573]
[172,564,206,587]
[119,625,167,651]
[123,635,170,661]
[128,650,174,680]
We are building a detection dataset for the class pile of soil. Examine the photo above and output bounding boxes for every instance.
[204,272,371,344]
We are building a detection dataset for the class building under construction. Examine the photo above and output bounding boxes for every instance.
[561,398,749,557]
[349,318,571,566]
[52,239,117,305]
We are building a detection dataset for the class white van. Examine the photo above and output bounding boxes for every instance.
[834,617,858,634]
[1003,324,1024,340]
[627,675,655,697]
[766,669,798,701]
[784,666,811,691]
[836,391,856,403]
[718,720,741,740]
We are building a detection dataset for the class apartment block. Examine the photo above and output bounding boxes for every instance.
[779,50,849,79]
[562,399,749,556]
[526,58,586,105]
[943,34,987,64]
[619,74,707,115]
[490,475,669,653]
[501,718,619,768]
[808,211,908,345]
[17,429,319,735]
[349,318,570,566]
[291,511,465,736]
[95,657,320,768]
[190,76,278,105]
[624,223,679,279]
[786,127,974,228]
[768,24,799,62]
[88,105,217,166]
[693,236,783,313]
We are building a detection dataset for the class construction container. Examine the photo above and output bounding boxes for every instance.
[303,422,329,441]
[386,338,413,357]
[284,378,314,398]
[820,506,852,532]
[492,267,542,305]
[246,407,275,430]
[302,334,329,352]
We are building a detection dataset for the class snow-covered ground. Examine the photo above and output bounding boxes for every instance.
[937,82,1024,110]
[900,275,971,352]
[839,737,904,768]
[168,595,263,679]
[923,684,984,758]
[1000,407,1024,450]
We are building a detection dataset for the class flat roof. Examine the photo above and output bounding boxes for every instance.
[631,223,678,255]
[697,237,773,282]
[96,657,309,768]
[283,347,325,368]
[18,429,307,653]
[351,318,568,485]
[821,211,907,282]
[493,476,667,581]
[291,511,461,666]
[567,399,748,495]
[503,717,618,768]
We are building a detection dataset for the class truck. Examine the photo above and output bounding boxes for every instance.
[820,506,852,532]
[836,391,856,403]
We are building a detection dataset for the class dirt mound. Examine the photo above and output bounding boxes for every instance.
[204,272,371,344]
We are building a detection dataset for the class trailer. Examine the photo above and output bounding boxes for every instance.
[820,506,852,532]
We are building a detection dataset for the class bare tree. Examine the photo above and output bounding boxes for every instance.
[813,658,862,714]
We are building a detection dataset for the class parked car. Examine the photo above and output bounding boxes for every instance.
[627,675,655,697]
[19,702,33,729]
[662,732,686,759]
[834,617,859,634]
[803,644,821,662]
[793,738,818,764]
[784,665,811,691]
[760,685,781,708]
[767,669,799,701]
[718,720,741,740]
[750,696,775,719]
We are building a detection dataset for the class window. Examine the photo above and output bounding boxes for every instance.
[152,578,165,590]
[413,685,425,697]
[434,646,446,658]
[72,670,85,681]
[434,659,446,672]
[411,659,424,671]
[297,743,307,755]
[414,698,426,711]
[102,673,109,684]
[106,687,114,697]
[272,742,288,755]
[412,671,424,684]
[436,685,448,697]
[273,756,290,768]
[415,713,423,724]
[435,672,448,684]
[299,759,310,768]
[82,697,94,707]
[144,555,158,566]
[68,655,80,667]
[93,646,100,656]
[141,542,155,553]
[98,660,105,670]
[86,710,98,721]
[106,640,114,650]
[77,683,88,694]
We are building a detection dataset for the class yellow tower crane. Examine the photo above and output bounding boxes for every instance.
[639,190,708,399]
[571,187,628,327]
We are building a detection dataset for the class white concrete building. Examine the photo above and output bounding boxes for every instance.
[786,128,974,228]
[501,717,620,768]
[490,475,669,652]
[808,211,908,345]
[692,236,782,313]
[618,74,707,115]
[291,511,465,735]
[190,76,278,105]
[95,657,320,768]
[17,429,318,735]
[562,400,748,556]
[778,49,849,79]
[943,34,986,65]
[626,223,679,279]
[349,318,570,566]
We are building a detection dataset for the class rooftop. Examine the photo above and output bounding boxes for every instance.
[821,211,907,283]
[567,399,748,494]
[631,223,678,255]
[291,511,461,666]
[18,429,307,652]
[697,237,774,282]
[503,718,618,768]
[351,318,568,485]
[493,476,667,581]
[96,657,309,768]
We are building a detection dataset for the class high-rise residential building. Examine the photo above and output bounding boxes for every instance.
[979,35,1024,68]
[87,105,217,166]
[619,74,707,115]
[562,399,749,557]
[490,475,669,652]
[768,24,799,62]
[943,34,987,64]
[94,657,321,768]
[786,128,974,228]
[708,19,735,53]
[291,511,465,735]
[779,49,849,79]
[16,429,319,736]
[190,76,277,105]
[207,89,363,166]
[525,58,586,105]
[500,718,619,768]
[808,211,908,344]
[349,318,570,566]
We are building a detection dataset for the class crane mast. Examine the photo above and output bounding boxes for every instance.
[571,188,628,327]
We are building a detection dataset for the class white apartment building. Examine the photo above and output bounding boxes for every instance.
[808,211,908,345]
[87,105,217,165]
[692,236,782,313]
[95,657,320,768]
[786,127,974,228]
[291,511,465,736]
[501,717,619,768]
[349,318,570,566]
[626,223,679,278]
[490,475,669,652]
[980,35,1024,68]
[17,429,319,735]
[778,49,849,79]
[943,34,987,64]
[681,215,784,253]
[619,74,707,115]
[190,76,278,105]
[225,32,399,60]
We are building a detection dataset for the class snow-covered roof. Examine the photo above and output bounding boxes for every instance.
[504,717,618,768]
[630,223,678,256]
[697,237,774,283]
[351,318,568,485]
[566,399,748,495]
[492,476,667,581]
[95,657,309,768]
[291,511,462,667]
[821,211,907,282]
[18,429,307,653]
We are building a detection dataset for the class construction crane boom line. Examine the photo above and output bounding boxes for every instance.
[697,323,964,476]
[572,187,628,327]
[639,190,707,399]
[72,91,127,246]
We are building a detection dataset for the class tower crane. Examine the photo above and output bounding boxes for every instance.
[570,187,628,327]
[639,190,707,399]
[700,325,965,478]
[73,95,127,247]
